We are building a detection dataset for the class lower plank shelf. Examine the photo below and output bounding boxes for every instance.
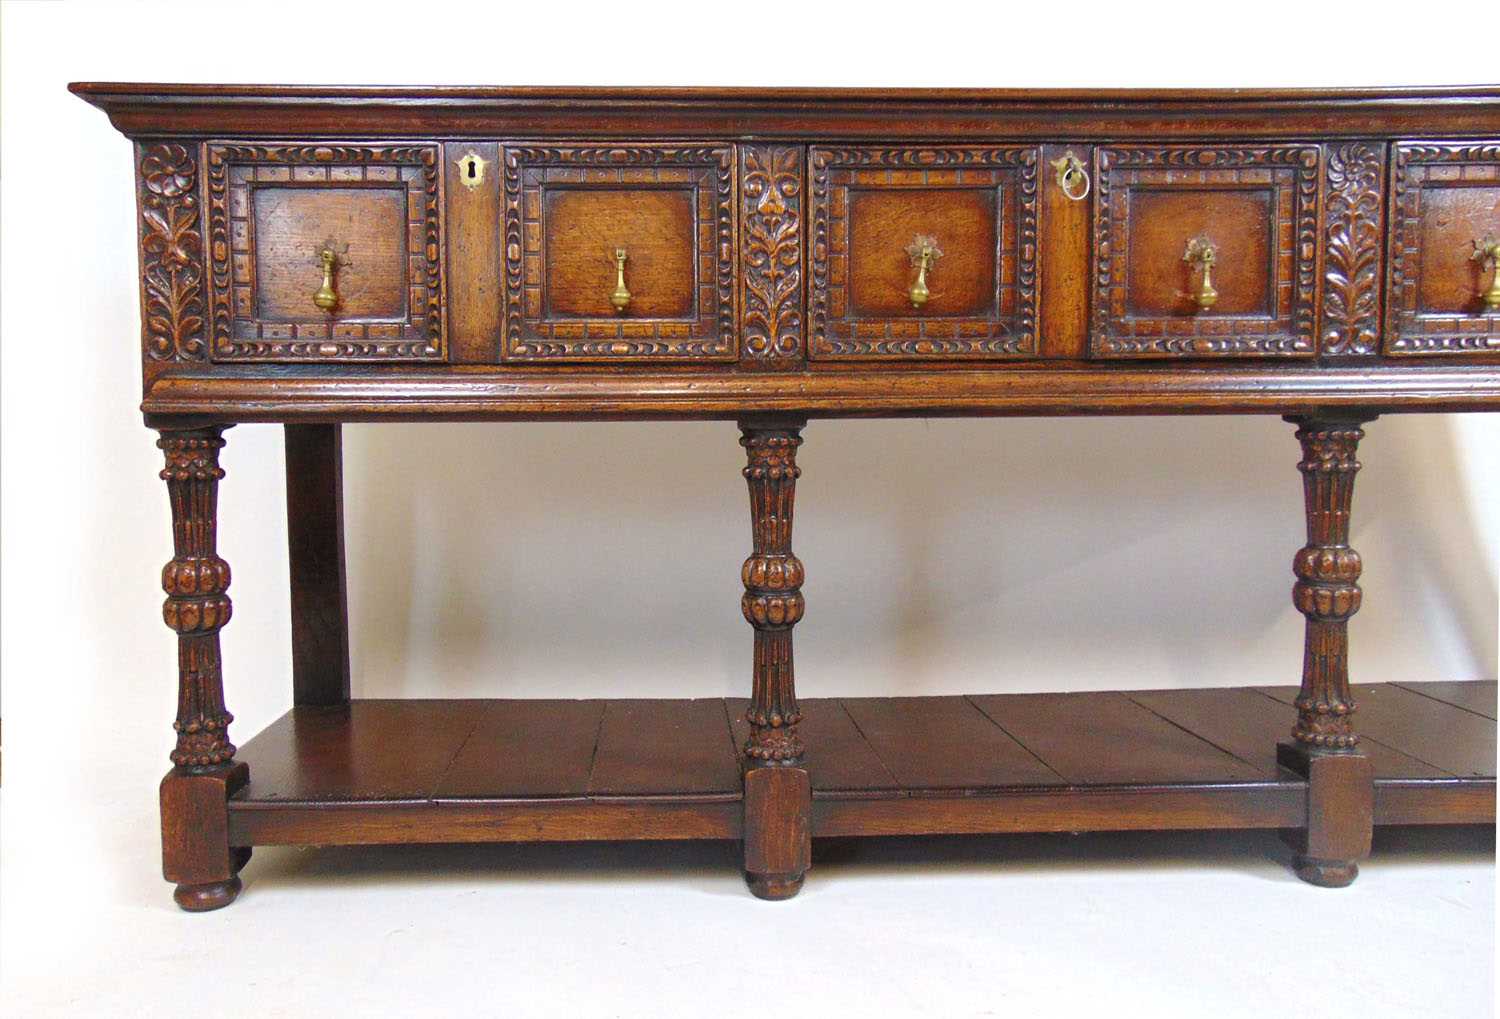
[228,682,1497,847]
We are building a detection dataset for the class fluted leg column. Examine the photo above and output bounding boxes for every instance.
[156,427,249,911]
[1277,416,1376,888]
[738,417,811,900]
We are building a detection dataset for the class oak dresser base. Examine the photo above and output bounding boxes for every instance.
[70,83,1500,908]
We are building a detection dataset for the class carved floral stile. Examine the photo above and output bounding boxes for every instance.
[741,146,803,361]
[139,143,208,361]
[1321,143,1384,356]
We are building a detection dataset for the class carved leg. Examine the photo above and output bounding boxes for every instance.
[739,417,812,900]
[157,427,248,911]
[1278,416,1376,888]
[286,424,351,706]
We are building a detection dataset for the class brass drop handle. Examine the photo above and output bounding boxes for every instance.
[312,248,339,313]
[906,234,943,309]
[1183,235,1219,312]
[1049,150,1090,201]
[1472,236,1500,312]
[609,248,631,312]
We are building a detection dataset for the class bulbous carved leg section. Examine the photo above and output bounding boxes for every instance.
[159,428,237,768]
[157,427,246,910]
[1281,416,1376,887]
[739,419,811,900]
[740,422,806,765]
[1288,418,1367,751]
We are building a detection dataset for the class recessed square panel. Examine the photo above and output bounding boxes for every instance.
[1124,189,1273,317]
[252,187,408,321]
[543,188,697,319]
[847,189,998,318]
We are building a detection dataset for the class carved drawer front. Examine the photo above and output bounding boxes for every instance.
[206,143,444,362]
[1090,145,1319,359]
[808,146,1040,360]
[501,144,736,362]
[1385,142,1500,356]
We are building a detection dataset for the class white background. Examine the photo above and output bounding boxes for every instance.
[1,2,1495,1016]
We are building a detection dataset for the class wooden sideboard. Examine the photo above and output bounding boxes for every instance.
[73,83,1499,910]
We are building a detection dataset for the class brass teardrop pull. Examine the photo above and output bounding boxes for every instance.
[609,248,631,312]
[1183,235,1219,312]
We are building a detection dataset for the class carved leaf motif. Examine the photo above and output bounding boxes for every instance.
[1321,143,1383,356]
[139,143,207,361]
[741,146,803,360]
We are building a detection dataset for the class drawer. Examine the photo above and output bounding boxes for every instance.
[808,146,1040,360]
[501,144,736,361]
[206,143,444,361]
[1385,142,1500,356]
[1089,145,1319,359]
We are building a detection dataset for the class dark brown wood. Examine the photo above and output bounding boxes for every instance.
[137,367,1500,423]
[1393,679,1499,720]
[208,689,1492,892]
[80,84,1500,908]
[1091,145,1318,359]
[1286,417,1373,752]
[1129,686,1445,779]
[588,698,741,797]
[1280,416,1376,886]
[1278,743,1374,887]
[970,691,1265,784]
[204,143,444,362]
[737,418,812,895]
[162,761,249,911]
[1038,143,1091,359]
[729,697,900,797]
[285,424,350,706]
[809,146,1037,360]
[501,144,735,362]
[1260,683,1499,777]
[1386,143,1500,356]
[443,141,503,363]
[157,425,244,910]
[840,696,1061,790]
[230,799,744,846]
[69,84,1500,142]
[743,766,811,899]
[436,699,606,799]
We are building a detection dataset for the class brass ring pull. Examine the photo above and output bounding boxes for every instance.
[1049,150,1090,201]
[312,248,339,313]
[609,248,631,312]
[1472,236,1500,312]
[906,235,942,309]
[1183,235,1219,312]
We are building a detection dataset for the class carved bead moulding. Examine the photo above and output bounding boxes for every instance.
[1320,142,1386,357]
[138,142,209,362]
[1090,145,1320,359]
[501,144,737,361]
[740,145,805,363]
[808,146,1041,360]
[1385,142,1500,356]
[206,142,446,362]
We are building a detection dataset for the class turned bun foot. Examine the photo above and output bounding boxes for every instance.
[173,876,243,912]
[1292,855,1359,888]
[746,871,805,900]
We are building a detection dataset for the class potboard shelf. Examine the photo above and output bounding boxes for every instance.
[227,682,1497,847]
